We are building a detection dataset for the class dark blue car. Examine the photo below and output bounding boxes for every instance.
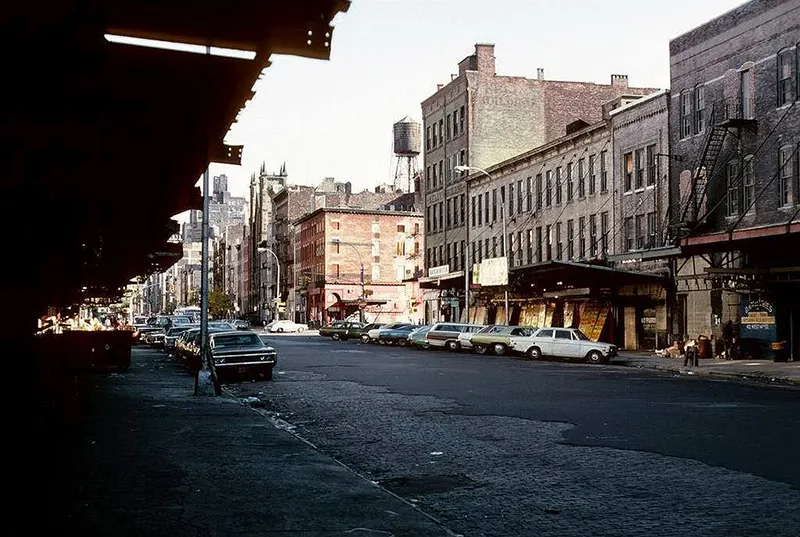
[377,324,416,346]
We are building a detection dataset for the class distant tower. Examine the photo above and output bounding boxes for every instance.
[393,117,421,192]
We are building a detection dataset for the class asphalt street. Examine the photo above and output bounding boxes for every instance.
[226,334,800,537]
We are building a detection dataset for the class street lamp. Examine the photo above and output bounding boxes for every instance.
[455,165,510,324]
[331,239,367,323]
[257,240,280,321]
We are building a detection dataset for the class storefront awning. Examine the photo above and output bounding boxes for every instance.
[419,270,465,289]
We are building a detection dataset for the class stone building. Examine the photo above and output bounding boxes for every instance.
[421,43,659,316]
[296,207,424,326]
[668,0,800,359]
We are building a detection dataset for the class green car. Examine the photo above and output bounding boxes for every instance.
[407,325,432,349]
[318,321,365,341]
[471,325,537,356]
[347,323,385,343]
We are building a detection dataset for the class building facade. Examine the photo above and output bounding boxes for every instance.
[669,0,800,359]
[296,208,424,326]
[421,43,659,322]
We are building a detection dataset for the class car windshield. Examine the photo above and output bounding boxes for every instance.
[167,327,191,336]
[573,329,590,341]
[213,334,263,348]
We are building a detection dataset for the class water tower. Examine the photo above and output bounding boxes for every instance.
[392,117,421,192]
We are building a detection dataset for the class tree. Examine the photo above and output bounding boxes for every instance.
[208,290,234,319]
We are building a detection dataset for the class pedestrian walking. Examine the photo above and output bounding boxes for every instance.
[684,338,699,367]
[722,320,735,360]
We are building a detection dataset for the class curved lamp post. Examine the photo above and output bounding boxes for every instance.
[257,241,280,321]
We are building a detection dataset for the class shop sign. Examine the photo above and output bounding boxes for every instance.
[428,264,450,278]
[739,297,776,340]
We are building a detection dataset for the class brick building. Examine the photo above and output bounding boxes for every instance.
[296,207,424,326]
[669,0,800,359]
[421,43,658,317]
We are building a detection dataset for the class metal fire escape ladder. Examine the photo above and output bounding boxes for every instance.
[678,105,728,227]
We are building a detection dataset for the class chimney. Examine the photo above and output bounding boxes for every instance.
[474,43,496,75]
[611,74,629,88]
[436,83,444,91]
[537,68,544,81]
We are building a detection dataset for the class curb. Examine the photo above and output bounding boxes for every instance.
[616,360,800,388]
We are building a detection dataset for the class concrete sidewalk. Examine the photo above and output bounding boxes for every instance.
[30,347,456,537]
[613,351,800,387]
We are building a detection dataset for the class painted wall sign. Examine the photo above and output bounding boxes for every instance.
[739,296,776,341]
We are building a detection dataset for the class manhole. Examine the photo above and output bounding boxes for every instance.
[379,474,481,496]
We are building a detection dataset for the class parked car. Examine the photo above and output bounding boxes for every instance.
[233,320,250,330]
[471,325,537,356]
[407,325,432,349]
[319,321,364,340]
[372,322,413,344]
[164,325,194,355]
[268,319,308,333]
[350,323,386,343]
[510,327,617,364]
[210,330,277,381]
[377,324,417,346]
[426,322,484,351]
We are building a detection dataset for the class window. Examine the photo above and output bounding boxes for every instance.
[536,174,543,210]
[694,84,706,134]
[459,149,466,169]
[600,151,608,192]
[492,236,497,257]
[589,215,597,256]
[545,225,552,260]
[471,196,477,227]
[623,152,633,191]
[780,145,798,206]
[332,263,340,278]
[566,163,574,201]
[526,176,533,211]
[477,194,483,225]
[517,231,523,265]
[624,217,634,251]
[332,242,340,254]
[635,148,645,189]
[446,113,451,140]
[600,211,609,254]
[517,180,523,213]
[426,166,431,190]
[396,239,406,256]
[485,194,490,224]
[432,162,438,188]
[589,154,596,195]
[646,144,657,186]
[727,159,740,216]
[741,69,754,119]
[680,90,693,138]
[438,201,444,229]
[431,123,437,148]
[452,110,458,137]
[567,219,574,259]
[646,212,657,248]
[332,221,341,230]
[635,214,644,249]
[555,167,563,204]
[545,171,553,207]
[508,183,515,217]
[535,227,542,263]
[397,224,405,233]
[426,126,431,151]
[578,158,586,198]
[578,217,586,258]
[743,155,755,212]
[459,105,465,133]
[492,189,498,222]
[438,119,444,145]
[555,222,562,260]
[460,194,465,224]
[778,48,796,107]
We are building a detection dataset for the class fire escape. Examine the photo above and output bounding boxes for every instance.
[674,96,758,239]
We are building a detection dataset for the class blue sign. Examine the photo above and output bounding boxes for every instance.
[739,296,776,341]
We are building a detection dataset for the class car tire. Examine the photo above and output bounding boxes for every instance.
[526,346,542,360]
[446,340,460,352]
[331,333,341,341]
[297,327,305,332]
[492,343,507,356]
[587,350,604,364]
[398,339,407,347]
[276,328,284,333]
[360,334,370,343]
[474,344,487,355]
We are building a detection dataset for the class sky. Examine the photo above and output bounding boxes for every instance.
[197,0,748,207]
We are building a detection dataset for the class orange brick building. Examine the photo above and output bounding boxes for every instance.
[297,207,425,326]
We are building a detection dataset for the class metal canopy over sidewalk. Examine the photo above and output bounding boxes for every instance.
[3,0,351,320]
[511,260,667,294]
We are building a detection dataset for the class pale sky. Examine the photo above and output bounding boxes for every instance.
[197,0,747,205]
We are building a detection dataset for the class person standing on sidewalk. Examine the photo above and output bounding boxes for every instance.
[684,339,699,367]
[722,320,735,360]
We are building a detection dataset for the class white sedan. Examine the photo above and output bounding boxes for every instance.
[268,320,308,333]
